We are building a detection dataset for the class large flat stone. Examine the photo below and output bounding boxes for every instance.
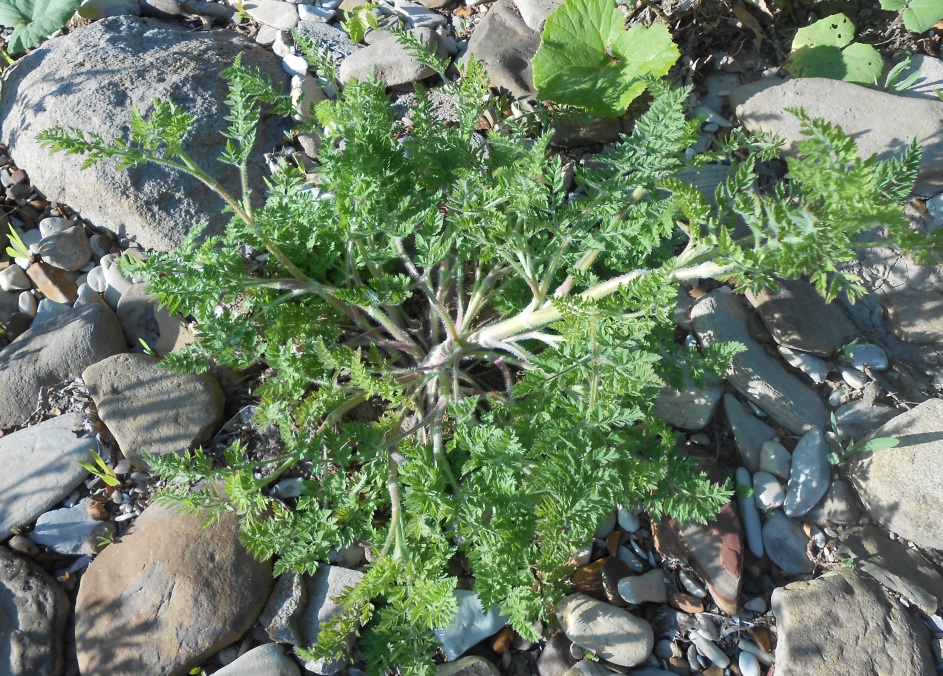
[731,77,943,193]
[772,569,934,675]
[0,413,92,539]
[845,398,943,551]
[691,289,827,434]
[0,16,289,251]
[74,502,272,675]
[0,302,126,429]
[465,0,541,98]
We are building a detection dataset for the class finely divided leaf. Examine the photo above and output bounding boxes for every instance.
[532,0,679,117]
[0,0,81,53]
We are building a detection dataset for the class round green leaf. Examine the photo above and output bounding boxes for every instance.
[792,13,856,50]
[532,0,679,118]
[901,0,943,33]
[788,13,884,85]
[0,0,81,53]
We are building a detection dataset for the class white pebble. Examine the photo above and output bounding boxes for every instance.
[298,3,334,21]
[86,265,106,293]
[18,290,37,317]
[743,597,766,613]
[738,638,775,666]
[679,569,707,598]
[114,511,137,522]
[282,53,309,78]
[630,539,646,559]
[113,459,131,475]
[849,343,888,371]
[691,633,729,668]
[617,545,645,573]
[739,649,761,676]
[616,504,640,533]
[840,365,869,389]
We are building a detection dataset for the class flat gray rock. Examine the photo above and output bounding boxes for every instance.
[0,302,126,429]
[771,569,934,675]
[465,0,541,98]
[692,290,827,434]
[74,502,272,675]
[260,572,307,645]
[339,28,443,86]
[782,428,830,518]
[745,278,856,357]
[653,375,724,431]
[834,400,899,441]
[724,394,775,473]
[556,593,653,668]
[29,497,115,556]
[0,413,92,539]
[845,398,943,550]
[731,77,943,193]
[762,510,812,575]
[839,524,943,615]
[83,353,224,469]
[214,643,301,676]
[0,547,70,676]
[301,565,365,673]
[0,16,289,251]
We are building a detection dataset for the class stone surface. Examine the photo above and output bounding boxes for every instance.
[731,77,943,193]
[894,54,943,100]
[845,398,943,550]
[745,278,856,357]
[28,497,116,556]
[736,467,763,558]
[0,303,126,429]
[723,394,776,473]
[818,478,861,525]
[465,0,541,98]
[0,547,70,676]
[79,0,141,19]
[116,283,194,356]
[260,572,307,645]
[0,263,30,291]
[762,510,812,575]
[834,400,898,441]
[692,290,828,434]
[37,225,92,272]
[886,290,943,344]
[839,524,943,614]
[771,569,934,674]
[83,353,224,469]
[752,471,784,511]
[339,28,443,86]
[556,593,654,667]
[26,262,78,304]
[438,656,501,676]
[0,16,289,251]
[245,0,298,28]
[617,569,668,605]
[74,502,272,675]
[783,428,830,518]
[214,643,301,676]
[758,440,790,480]
[301,566,365,673]
[652,375,724,431]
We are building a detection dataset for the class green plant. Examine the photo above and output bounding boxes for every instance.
[882,52,923,92]
[138,337,156,356]
[78,449,121,487]
[827,412,900,466]
[880,0,943,34]
[532,0,679,117]
[5,224,31,259]
[786,13,884,86]
[0,0,80,54]
[38,41,939,671]
[340,1,379,45]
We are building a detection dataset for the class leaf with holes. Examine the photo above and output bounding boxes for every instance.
[0,0,82,53]
[532,0,679,117]
[787,13,884,86]
[880,0,943,34]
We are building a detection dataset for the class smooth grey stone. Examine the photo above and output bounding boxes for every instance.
[839,524,943,614]
[32,298,71,325]
[245,0,298,29]
[38,216,73,237]
[464,0,541,99]
[301,566,365,673]
[820,478,860,525]
[783,428,830,518]
[762,510,813,575]
[0,413,92,539]
[834,400,898,441]
[617,569,668,605]
[758,440,791,480]
[0,16,289,251]
[434,589,509,663]
[214,644,301,676]
[617,505,640,533]
[848,343,889,371]
[736,467,763,558]
[556,594,653,668]
[260,572,306,645]
[724,394,775,473]
[753,471,785,511]
[339,28,444,87]
[0,547,70,675]
[100,254,132,308]
[846,398,943,550]
[692,290,828,434]
[28,498,115,556]
[0,303,126,429]
[37,225,92,271]
[772,569,935,674]
[731,77,943,194]
[690,633,729,668]
[16,290,36,316]
[0,262,31,291]
[745,278,856,357]
[537,632,575,676]
[777,345,828,383]
[617,545,645,573]
[653,375,724,431]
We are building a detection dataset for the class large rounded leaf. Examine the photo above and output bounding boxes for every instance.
[532,0,679,118]
[881,0,943,34]
[787,13,883,86]
[0,0,82,53]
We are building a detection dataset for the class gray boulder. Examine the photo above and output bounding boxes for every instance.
[300,566,365,673]
[772,569,934,675]
[82,353,224,469]
[465,0,542,98]
[845,398,943,550]
[339,28,444,86]
[691,289,827,434]
[74,501,272,675]
[0,547,70,676]
[214,643,301,676]
[731,77,943,194]
[0,16,289,251]
[0,302,126,429]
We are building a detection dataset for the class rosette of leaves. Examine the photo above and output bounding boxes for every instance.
[531,0,679,117]
[787,13,884,86]
[0,0,80,53]
[38,36,939,672]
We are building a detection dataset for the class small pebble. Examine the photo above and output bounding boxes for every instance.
[691,633,730,668]
[18,290,37,317]
[840,365,869,389]
[849,343,888,371]
[753,471,785,511]
[283,53,309,77]
[696,614,719,640]
[739,649,761,676]
[113,459,131,475]
[689,432,710,445]
[629,539,646,559]
[272,476,306,498]
[616,545,645,573]
[8,534,38,555]
[616,504,640,533]
[0,264,30,291]
[743,597,766,613]
[679,569,707,598]
[738,638,775,666]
